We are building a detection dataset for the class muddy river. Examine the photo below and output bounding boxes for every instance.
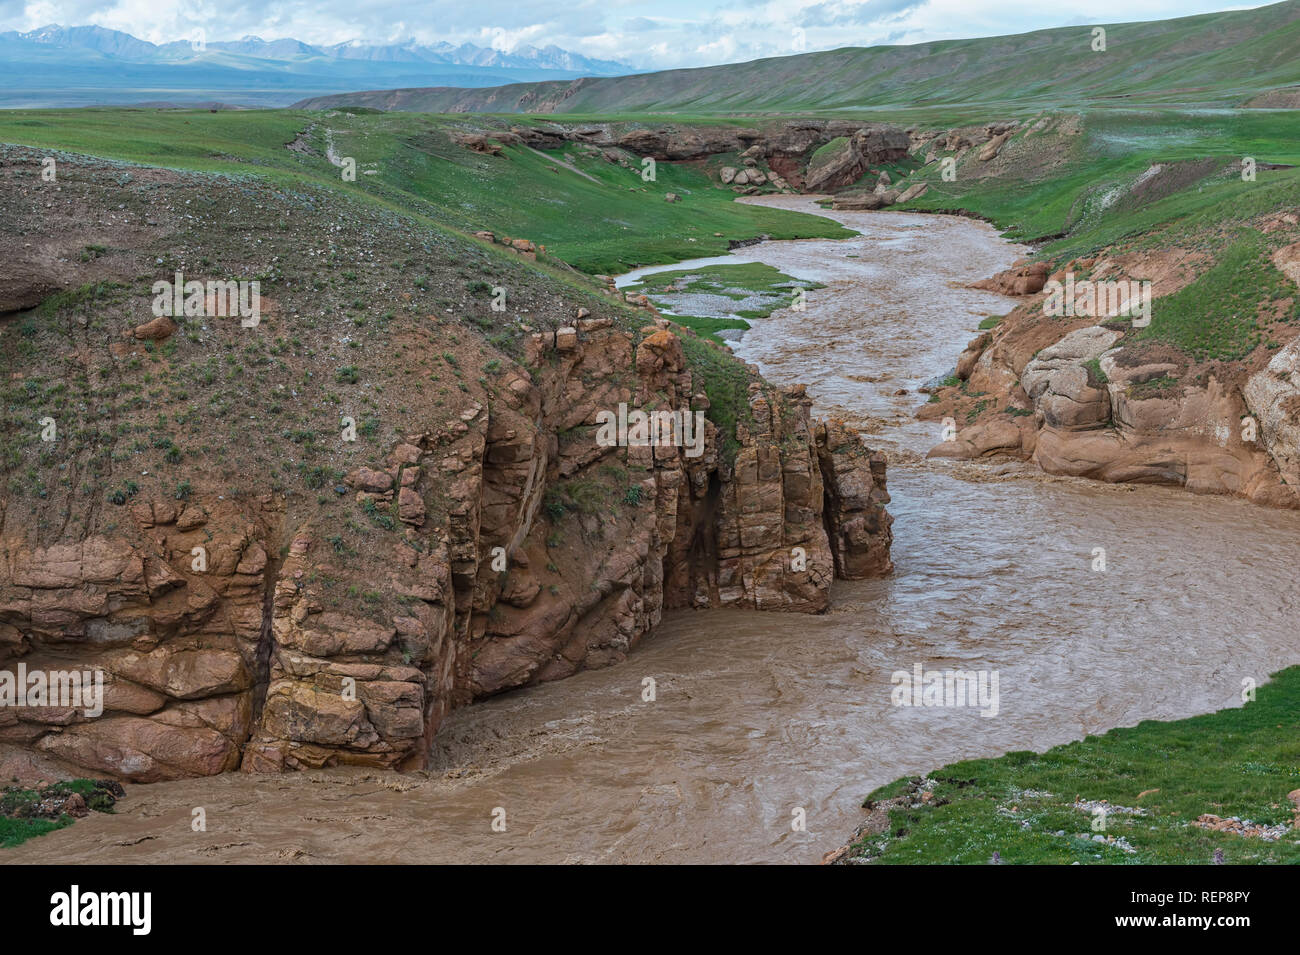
[11,198,1300,865]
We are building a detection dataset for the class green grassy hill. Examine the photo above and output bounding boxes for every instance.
[844,667,1300,864]
[899,108,1300,243]
[0,109,847,274]
[293,1,1300,115]
[879,107,1300,364]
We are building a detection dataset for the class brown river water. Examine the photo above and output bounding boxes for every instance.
[9,198,1300,865]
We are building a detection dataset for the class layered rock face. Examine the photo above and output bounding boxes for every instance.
[494,119,908,166]
[803,128,911,193]
[1244,333,1300,489]
[930,318,1295,504]
[926,248,1300,508]
[0,142,893,786]
[459,321,893,696]
[450,119,909,196]
[1,508,271,781]
[0,318,892,783]
[816,421,894,579]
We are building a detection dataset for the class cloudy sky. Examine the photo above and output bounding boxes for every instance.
[0,0,1269,69]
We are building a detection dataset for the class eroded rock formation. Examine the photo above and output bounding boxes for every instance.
[447,118,909,196]
[0,313,892,781]
[804,128,910,193]
[925,243,1300,508]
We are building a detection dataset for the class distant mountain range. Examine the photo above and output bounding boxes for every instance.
[0,24,635,108]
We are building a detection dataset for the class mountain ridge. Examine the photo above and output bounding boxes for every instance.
[291,0,1300,114]
[0,23,636,108]
[4,23,633,74]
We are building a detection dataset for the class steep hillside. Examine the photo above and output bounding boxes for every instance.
[0,125,894,784]
[293,1,1300,115]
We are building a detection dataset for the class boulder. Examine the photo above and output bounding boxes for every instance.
[896,183,929,203]
[259,682,379,748]
[346,467,393,493]
[36,716,240,782]
[831,195,885,211]
[978,130,1013,161]
[398,487,426,526]
[970,261,1050,296]
[131,315,178,341]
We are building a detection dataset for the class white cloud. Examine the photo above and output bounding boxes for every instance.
[0,0,1270,70]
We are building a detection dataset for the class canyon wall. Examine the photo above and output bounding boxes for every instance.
[453,118,910,195]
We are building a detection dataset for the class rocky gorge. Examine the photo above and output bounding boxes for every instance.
[0,146,893,786]
[10,197,1299,865]
[449,117,911,195]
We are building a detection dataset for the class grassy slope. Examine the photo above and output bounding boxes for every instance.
[850,668,1300,864]
[293,1,1300,114]
[0,109,849,274]
[904,109,1300,242]
[895,108,1300,361]
[0,145,581,562]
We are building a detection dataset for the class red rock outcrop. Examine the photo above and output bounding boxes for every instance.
[464,322,893,697]
[0,323,892,783]
[816,420,894,579]
[927,246,1300,508]
[804,127,911,193]
[969,261,1049,296]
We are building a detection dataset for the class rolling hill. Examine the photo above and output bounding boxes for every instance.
[293,0,1300,114]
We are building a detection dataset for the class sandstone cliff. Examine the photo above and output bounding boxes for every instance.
[924,223,1300,508]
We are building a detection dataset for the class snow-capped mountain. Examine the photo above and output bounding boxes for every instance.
[0,24,635,107]
[1,24,632,75]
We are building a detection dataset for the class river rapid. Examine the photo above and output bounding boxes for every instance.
[11,197,1300,865]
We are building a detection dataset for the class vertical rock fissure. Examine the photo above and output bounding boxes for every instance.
[821,484,841,579]
[248,552,280,731]
[695,471,723,602]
